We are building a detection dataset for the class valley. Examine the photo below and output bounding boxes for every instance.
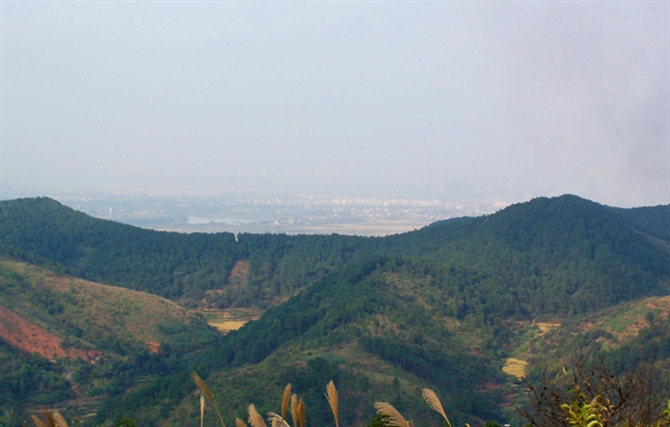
[1,195,669,426]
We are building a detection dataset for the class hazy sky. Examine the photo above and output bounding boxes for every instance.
[2,1,669,207]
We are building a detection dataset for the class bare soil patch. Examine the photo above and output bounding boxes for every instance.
[0,305,87,360]
[229,260,249,281]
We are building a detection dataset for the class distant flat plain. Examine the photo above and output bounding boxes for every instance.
[51,192,507,236]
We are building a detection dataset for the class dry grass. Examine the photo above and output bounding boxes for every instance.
[326,380,339,427]
[267,412,291,427]
[374,387,455,427]
[208,320,249,333]
[281,384,292,423]
[503,358,528,379]
[535,322,561,334]
[31,410,68,427]
[30,376,459,427]
[248,404,266,427]
[422,388,452,427]
[200,395,206,427]
[192,371,227,427]
[290,394,299,427]
[298,399,305,427]
[198,308,262,334]
[374,402,411,427]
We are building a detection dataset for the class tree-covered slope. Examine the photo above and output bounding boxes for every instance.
[0,197,370,307]
[2,195,668,317]
[609,203,670,243]
[387,195,670,316]
[97,241,670,426]
[94,257,507,427]
[0,256,219,423]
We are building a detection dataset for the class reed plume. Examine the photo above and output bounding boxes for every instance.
[290,394,299,427]
[248,404,267,427]
[51,411,68,427]
[237,418,249,427]
[191,371,226,427]
[421,388,452,427]
[268,412,291,427]
[374,402,410,427]
[281,384,292,423]
[325,381,339,427]
[298,398,306,427]
[200,393,206,427]
[32,410,68,427]
[31,415,46,427]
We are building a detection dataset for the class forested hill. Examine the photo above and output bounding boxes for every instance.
[3,195,670,426]
[609,203,670,242]
[383,195,670,314]
[92,196,670,426]
[101,256,508,426]
[0,197,371,307]
[1,195,669,315]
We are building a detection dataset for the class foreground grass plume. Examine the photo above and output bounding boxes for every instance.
[248,403,267,427]
[422,388,452,427]
[290,394,299,427]
[267,412,291,427]
[25,370,670,427]
[200,394,206,427]
[31,410,68,427]
[192,371,227,427]
[27,378,512,427]
[281,384,292,424]
[189,372,315,427]
[326,380,339,427]
[374,402,411,427]
[298,398,305,427]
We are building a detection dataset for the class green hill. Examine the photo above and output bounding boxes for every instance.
[94,257,508,426]
[385,195,670,316]
[0,197,370,308]
[0,256,218,423]
[93,197,670,425]
[2,194,670,426]
[2,195,669,317]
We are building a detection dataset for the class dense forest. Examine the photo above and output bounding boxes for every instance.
[2,195,668,314]
[1,195,670,426]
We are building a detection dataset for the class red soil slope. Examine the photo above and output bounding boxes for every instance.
[0,305,88,360]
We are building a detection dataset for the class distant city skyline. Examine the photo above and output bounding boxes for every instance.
[2,2,669,208]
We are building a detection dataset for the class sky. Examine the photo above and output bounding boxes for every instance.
[2,1,669,207]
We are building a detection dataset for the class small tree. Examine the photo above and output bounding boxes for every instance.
[519,355,670,427]
[367,413,391,427]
